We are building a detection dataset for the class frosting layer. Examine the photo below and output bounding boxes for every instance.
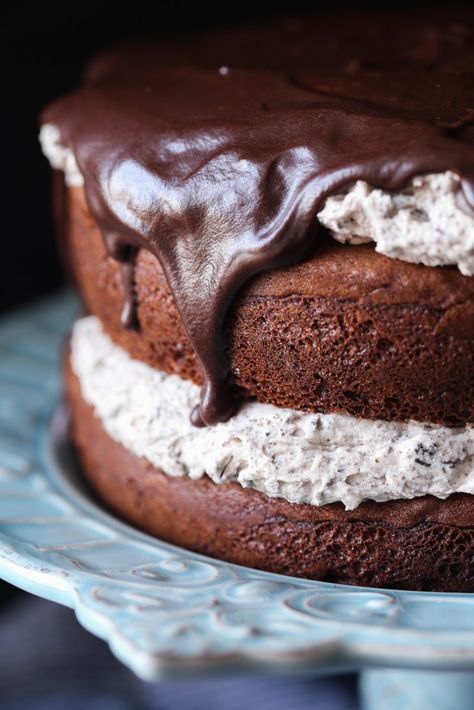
[71,316,474,510]
[42,9,474,426]
[40,124,83,188]
[319,172,474,275]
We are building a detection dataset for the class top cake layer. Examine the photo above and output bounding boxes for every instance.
[42,8,474,426]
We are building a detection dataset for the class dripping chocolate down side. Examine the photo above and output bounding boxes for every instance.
[42,10,474,425]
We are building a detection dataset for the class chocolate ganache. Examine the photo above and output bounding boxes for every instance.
[42,9,474,426]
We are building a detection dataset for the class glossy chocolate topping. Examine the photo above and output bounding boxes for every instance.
[43,9,474,425]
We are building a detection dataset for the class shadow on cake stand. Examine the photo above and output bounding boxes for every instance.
[0,292,474,710]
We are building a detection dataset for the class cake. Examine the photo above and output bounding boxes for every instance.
[40,8,474,590]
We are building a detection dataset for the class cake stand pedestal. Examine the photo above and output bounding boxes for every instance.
[1,293,474,708]
[360,670,474,710]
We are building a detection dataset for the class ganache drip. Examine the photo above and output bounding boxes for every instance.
[103,233,138,330]
[42,9,474,426]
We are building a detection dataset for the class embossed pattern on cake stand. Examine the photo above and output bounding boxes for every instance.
[1,292,474,709]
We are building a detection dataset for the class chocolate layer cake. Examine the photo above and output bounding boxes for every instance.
[41,8,474,590]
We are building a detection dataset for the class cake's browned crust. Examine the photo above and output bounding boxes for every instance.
[68,186,474,426]
[67,358,474,592]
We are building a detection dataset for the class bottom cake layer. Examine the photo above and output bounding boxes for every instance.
[66,359,474,591]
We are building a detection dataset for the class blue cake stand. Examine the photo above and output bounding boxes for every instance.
[1,292,474,709]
